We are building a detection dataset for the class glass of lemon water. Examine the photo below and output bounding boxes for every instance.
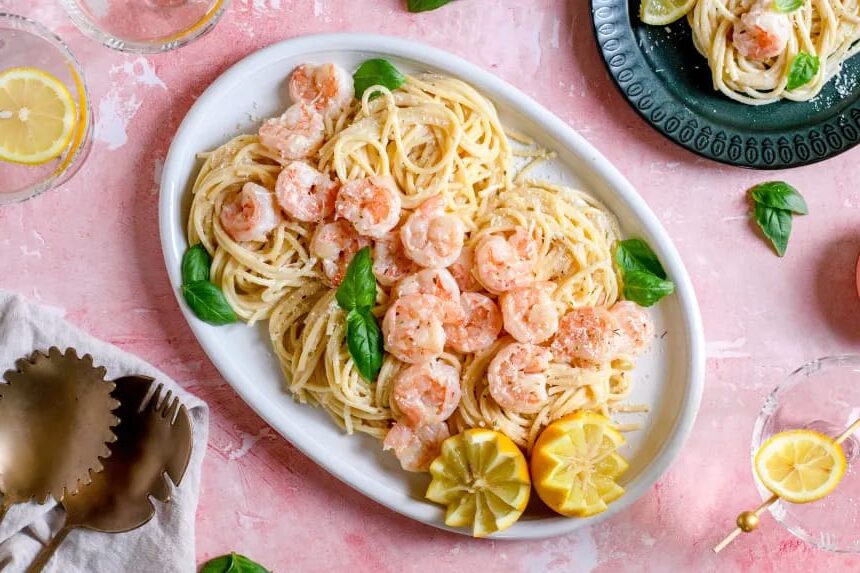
[0,13,92,206]
[752,355,860,552]
[59,0,230,54]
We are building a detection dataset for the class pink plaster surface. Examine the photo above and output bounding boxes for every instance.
[2,0,860,571]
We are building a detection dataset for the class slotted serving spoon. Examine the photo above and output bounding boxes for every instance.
[0,348,119,523]
[26,376,194,573]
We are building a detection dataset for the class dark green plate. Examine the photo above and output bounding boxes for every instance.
[591,0,860,169]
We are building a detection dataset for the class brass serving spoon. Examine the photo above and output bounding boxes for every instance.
[26,376,194,573]
[0,348,119,522]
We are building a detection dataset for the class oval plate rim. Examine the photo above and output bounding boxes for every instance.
[159,32,706,539]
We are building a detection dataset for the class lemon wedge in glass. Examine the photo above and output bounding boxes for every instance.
[530,411,629,517]
[0,67,77,165]
[754,429,846,504]
[640,0,697,25]
[425,428,530,538]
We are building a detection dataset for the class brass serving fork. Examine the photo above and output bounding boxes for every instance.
[26,376,194,573]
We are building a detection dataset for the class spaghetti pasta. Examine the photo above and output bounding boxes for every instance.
[185,67,649,467]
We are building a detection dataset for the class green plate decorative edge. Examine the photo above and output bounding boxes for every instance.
[591,0,860,169]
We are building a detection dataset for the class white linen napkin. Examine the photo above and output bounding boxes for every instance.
[0,291,208,573]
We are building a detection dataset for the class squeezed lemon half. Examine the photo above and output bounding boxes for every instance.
[0,67,77,165]
[530,411,629,517]
[754,429,846,504]
[425,428,531,538]
[640,0,697,25]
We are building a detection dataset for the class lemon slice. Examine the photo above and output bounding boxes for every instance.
[0,67,77,165]
[640,0,697,25]
[754,429,846,504]
[426,428,530,537]
[530,411,629,517]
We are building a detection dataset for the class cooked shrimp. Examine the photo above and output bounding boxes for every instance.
[373,231,419,287]
[335,176,402,239]
[310,220,370,286]
[382,294,447,364]
[392,268,464,324]
[733,1,791,61]
[289,63,354,117]
[487,342,552,414]
[400,196,466,268]
[444,292,503,354]
[275,161,338,222]
[383,421,450,473]
[500,282,560,345]
[219,182,282,243]
[474,227,538,294]
[610,301,654,356]
[392,359,462,427]
[448,245,481,292]
[258,102,325,161]
[550,306,616,364]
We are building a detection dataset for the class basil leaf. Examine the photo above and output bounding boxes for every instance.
[182,244,211,284]
[353,59,406,100]
[773,0,803,12]
[623,271,676,307]
[336,247,377,310]
[749,181,808,215]
[614,239,667,279]
[753,203,793,257]
[182,281,237,325]
[199,552,270,573]
[346,308,383,382]
[407,0,454,12]
[786,53,820,90]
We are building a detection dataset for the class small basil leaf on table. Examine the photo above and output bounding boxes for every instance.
[182,281,237,325]
[407,0,454,12]
[353,59,406,100]
[748,181,808,215]
[774,0,803,12]
[199,552,270,573]
[786,52,820,90]
[614,239,667,278]
[336,246,377,310]
[182,244,212,284]
[346,307,384,383]
[623,270,676,307]
[753,203,793,257]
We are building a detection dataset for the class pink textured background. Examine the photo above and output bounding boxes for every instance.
[3,1,860,571]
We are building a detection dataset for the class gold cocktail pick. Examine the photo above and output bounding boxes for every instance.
[0,348,119,523]
[713,416,860,553]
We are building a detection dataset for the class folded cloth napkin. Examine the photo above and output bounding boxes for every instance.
[0,292,208,573]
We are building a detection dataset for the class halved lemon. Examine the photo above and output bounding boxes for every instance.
[0,67,77,165]
[530,411,629,517]
[425,428,530,538]
[754,429,846,504]
[640,0,697,25]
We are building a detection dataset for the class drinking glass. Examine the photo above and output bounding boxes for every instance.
[59,0,230,54]
[751,355,860,552]
[0,13,92,206]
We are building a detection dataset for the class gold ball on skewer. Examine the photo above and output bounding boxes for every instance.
[737,511,760,532]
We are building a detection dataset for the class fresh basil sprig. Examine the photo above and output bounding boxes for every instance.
[353,59,406,100]
[407,0,454,12]
[336,247,384,382]
[774,0,803,12]
[748,181,807,257]
[182,244,211,284]
[180,244,237,325]
[614,239,675,307]
[199,552,270,573]
[786,52,820,90]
